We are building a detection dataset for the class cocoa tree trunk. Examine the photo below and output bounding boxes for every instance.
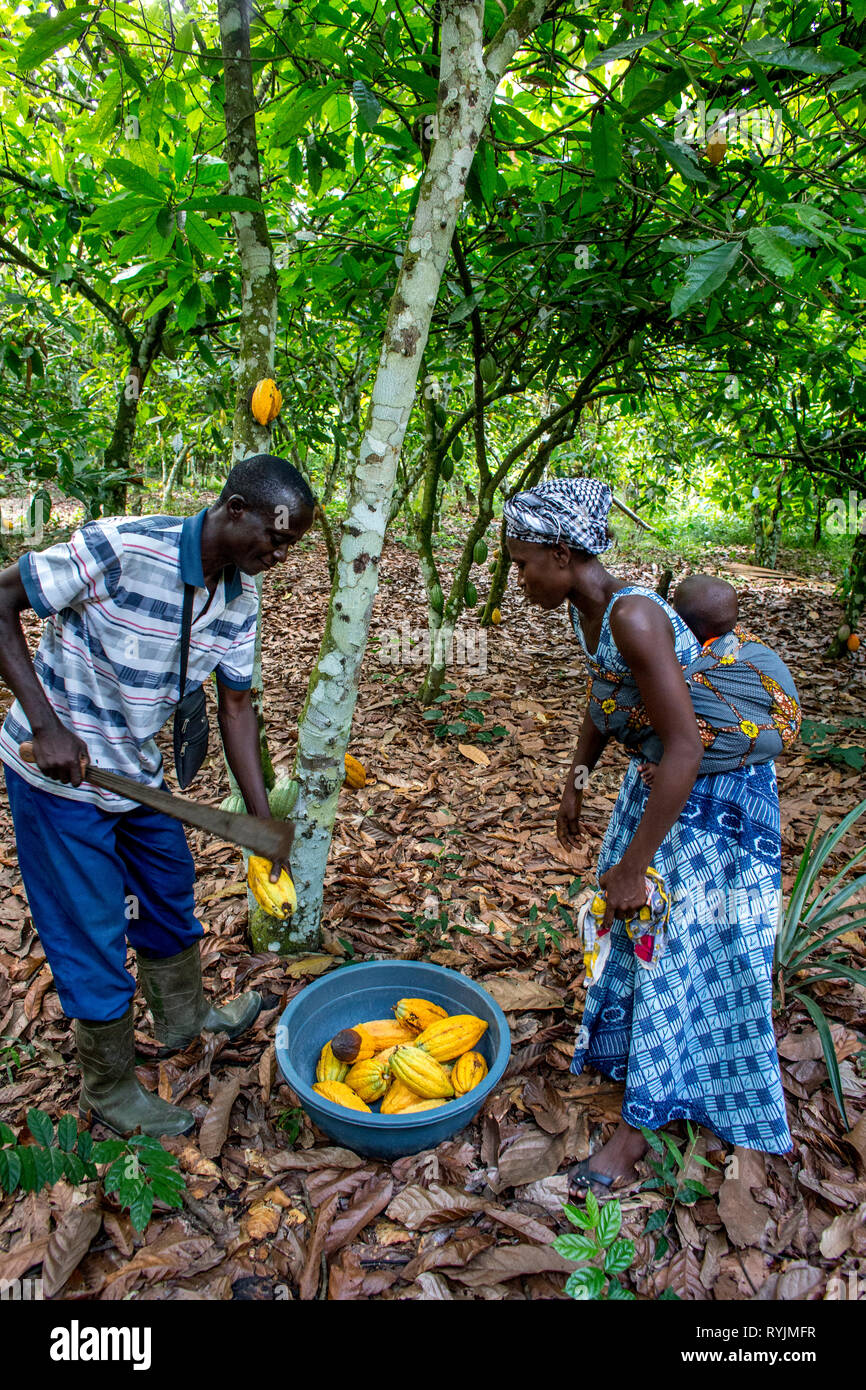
[102,306,170,514]
[284,0,547,949]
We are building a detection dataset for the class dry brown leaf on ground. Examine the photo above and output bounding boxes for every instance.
[100,1225,213,1300]
[522,1076,569,1134]
[660,1246,708,1300]
[409,1271,457,1300]
[198,1072,244,1160]
[481,973,565,1012]
[324,1177,394,1256]
[0,1234,50,1283]
[489,1124,568,1192]
[42,1204,102,1297]
[717,1148,771,1247]
[284,954,335,979]
[401,1232,495,1281]
[298,1194,340,1302]
[845,1113,866,1172]
[819,1203,866,1259]
[328,1246,400,1300]
[778,1024,861,1063]
[447,1242,576,1288]
[386,1183,487,1230]
[485,1206,556,1245]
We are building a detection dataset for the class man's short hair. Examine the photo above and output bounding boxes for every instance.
[218,454,316,515]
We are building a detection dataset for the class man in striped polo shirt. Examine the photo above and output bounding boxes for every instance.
[0,454,314,1137]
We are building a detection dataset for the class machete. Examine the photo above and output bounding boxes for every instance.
[19,742,293,862]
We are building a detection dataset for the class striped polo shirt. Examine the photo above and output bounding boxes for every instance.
[0,509,259,810]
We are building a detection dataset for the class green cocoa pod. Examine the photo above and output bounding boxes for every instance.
[268,778,299,819]
[430,583,444,614]
[452,436,464,462]
[434,403,447,427]
[464,581,478,607]
[439,457,454,482]
[473,539,488,565]
[479,354,497,384]
[219,791,247,816]
[838,623,852,642]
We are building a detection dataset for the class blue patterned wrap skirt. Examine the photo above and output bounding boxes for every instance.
[570,588,792,1154]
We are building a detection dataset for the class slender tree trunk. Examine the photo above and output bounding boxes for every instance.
[283,0,546,948]
[103,306,170,514]
[218,0,278,462]
[218,0,282,948]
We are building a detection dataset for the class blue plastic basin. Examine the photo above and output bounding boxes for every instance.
[274,960,511,1159]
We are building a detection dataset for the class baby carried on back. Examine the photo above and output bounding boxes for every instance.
[620,575,801,780]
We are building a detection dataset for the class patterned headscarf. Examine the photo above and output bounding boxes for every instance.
[503,477,614,554]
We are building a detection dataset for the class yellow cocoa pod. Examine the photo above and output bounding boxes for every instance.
[393,998,448,1032]
[312,1081,371,1112]
[390,1045,454,1099]
[491,608,502,625]
[400,1098,449,1113]
[247,856,297,919]
[452,1050,488,1096]
[372,1045,399,1066]
[315,1041,349,1085]
[343,753,367,789]
[414,1014,488,1062]
[380,1078,421,1114]
[330,1019,416,1064]
[344,1057,390,1103]
[251,377,283,425]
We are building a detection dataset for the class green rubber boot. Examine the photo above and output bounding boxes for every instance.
[75,1006,195,1138]
[137,943,262,1051]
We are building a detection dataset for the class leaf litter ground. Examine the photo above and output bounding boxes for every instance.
[0,524,864,1301]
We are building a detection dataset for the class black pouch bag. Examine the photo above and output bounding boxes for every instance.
[173,583,209,789]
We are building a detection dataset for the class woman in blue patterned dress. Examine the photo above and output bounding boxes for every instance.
[504,478,792,1193]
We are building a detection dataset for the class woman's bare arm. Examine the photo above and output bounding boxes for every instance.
[597,596,703,924]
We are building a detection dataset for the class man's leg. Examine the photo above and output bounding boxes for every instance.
[116,804,261,1049]
[3,767,194,1137]
[4,765,137,1020]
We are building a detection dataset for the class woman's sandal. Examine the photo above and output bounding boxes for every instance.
[568,1158,616,1201]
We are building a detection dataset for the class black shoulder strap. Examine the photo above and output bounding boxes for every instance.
[179,583,194,698]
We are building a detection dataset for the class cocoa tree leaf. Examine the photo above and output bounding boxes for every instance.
[43,1205,103,1297]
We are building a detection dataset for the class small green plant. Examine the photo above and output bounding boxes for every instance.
[275,1107,304,1144]
[774,796,866,1127]
[397,906,452,950]
[639,1121,718,1260]
[799,718,866,771]
[0,1036,34,1083]
[422,686,507,743]
[554,1193,636,1300]
[0,1108,185,1232]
